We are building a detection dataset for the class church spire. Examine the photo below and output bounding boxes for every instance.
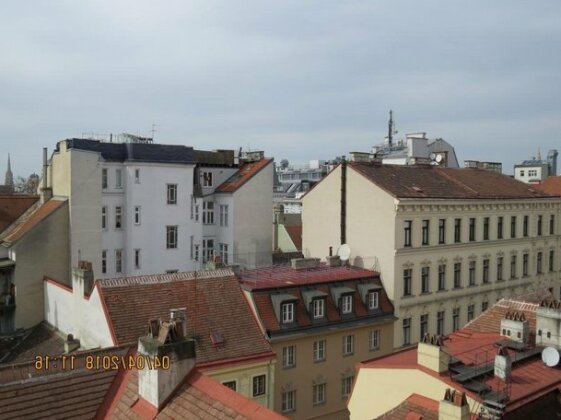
[5,154,14,187]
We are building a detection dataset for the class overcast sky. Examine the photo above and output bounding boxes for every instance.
[1,1,560,177]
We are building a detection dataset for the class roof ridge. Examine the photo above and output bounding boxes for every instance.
[98,268,235,288]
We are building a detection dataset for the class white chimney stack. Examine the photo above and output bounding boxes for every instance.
[439,388,470,420]
[417,334,450,374]
[494,346,512,381]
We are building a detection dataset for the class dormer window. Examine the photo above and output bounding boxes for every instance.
[281,303,294,324]
[312,299,325,319]
[341,295,353,314]
[368,292,379,310]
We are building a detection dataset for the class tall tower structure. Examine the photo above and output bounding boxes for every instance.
[4,154,14,188]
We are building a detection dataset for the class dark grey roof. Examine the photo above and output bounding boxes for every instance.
[61,139,194,164]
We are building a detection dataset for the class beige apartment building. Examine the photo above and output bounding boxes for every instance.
[239,259,395,420]
[302,162,561,348]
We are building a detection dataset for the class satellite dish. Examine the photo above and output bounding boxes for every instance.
[435,154,443,163]
[542,346,560,367]
[338,244,351,261]
[429,152,436,160]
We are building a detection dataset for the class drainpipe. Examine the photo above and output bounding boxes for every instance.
[340,157,347,245]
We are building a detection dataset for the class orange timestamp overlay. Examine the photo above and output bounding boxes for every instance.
[35,354,170,371]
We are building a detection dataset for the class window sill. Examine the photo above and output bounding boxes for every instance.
[313,359,326,364]
[467,284,478,288]
[369,347,380,352]
[402,294,415,299]
[282,365,296,370]
[342,353,354,358]
[420,291,432,296]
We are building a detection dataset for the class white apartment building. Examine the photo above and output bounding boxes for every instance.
[514,149,558,184]
[48,137,273,279]
[302,162,561,348]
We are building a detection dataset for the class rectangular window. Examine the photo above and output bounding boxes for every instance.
[115,249,123,273]
[452,307,460,331]
[134,206,141,225]
[194,204,199,222]
[115,169,122,188]
[497,216,503,239]
[439,219,446,244]
[454,218,461,243]
[523,253,529,277]
[222,381,237,391]
[437,311,445,335]
[483,259,490,284]
[282,390,296,413]
[550,215,555,235]
[115,206,122,229]
[203,171,213,187]
[420,314,428,340]
[282,346,296,368]
[404,220,412,247]
[342,335,354,356]
[313,340,326,362]
[102,206,107,229]
[482,301,489,312]
[421,266,430,293]
[313,383,326,406]
[313,299,325,318]
[341,295,353,314]
[467,304,475,322]
[550,250,555,272]
[368,292,379,310]
[134,249,141,269]
[202,238,214,263]
[219,204,229,227]
[252,375,266,397]
[281,303,294,323]
[483,217,489,240]
[102,168,108,189]
[134,169,140,183]
[538,215,543,236]
[402,318,411,346]
[497,257,504,281]
[422,220,429,245]
[511,216,517,238]
[219,243,229,265]
[203,201,215,225]
[523,215,529,237]
[511,255,517,279]
[438,264,446,290]
[166,225,178,249]
[369,330,380,351]
[102,250,107,274]
[194,244,199,262]
[342,376,353,398]
[167,184,177,205]
[537,252,543,274]
[469,261,476,286]
[469,218,476,241]
[403,268,412,296]
[453,263,461,288]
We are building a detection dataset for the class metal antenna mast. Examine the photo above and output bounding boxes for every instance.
[388,110,394,148]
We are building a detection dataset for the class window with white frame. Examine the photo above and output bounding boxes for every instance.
[166,225,178,249]
[134,249,141,269]
[219,204,229,227]
[281,302,294,324]
[341,376,353,398]
[115,206,122,229]
[134,169,140,183]
[219,243,229,265]
[312,383,326,406]
[369,329,380,351]
[252,375,266,397]
[134,206,141,225]
[167,184,177,205]
[115,249,123,273]
[102,250,107,274]
[313,340,326,362]
[203,171,213,187]
[342,334,354,356]
[202,239,214,263]
[341,295,353,314]
[102,206,107,229]
[102,168,108,189]
[368,291,379,310]
[281,390,296,413]
[203,201,214,224]
[282,345,296,368]
[312,299,324,318]
[115,169,122,189]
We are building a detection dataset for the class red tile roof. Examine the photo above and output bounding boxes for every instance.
[0,198,66,244]
[534,176,561,196]
[215,159,272,192]
[377,394,439,420]
[239,264,380,290]
[0,322,66,365]
[97,269,274,365]
[284,225,302,251]
[350,163,554,199]
[0,195,38,233]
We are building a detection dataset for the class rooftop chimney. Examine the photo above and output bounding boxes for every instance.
[417,334,449,373]
[536,299,561,348]
[500,311,529,343]
[439,388,470,420]
[138,316,196,410]
[494,346,512,381]
[40,147,52,203]
[291,258,320,270]
[325,255,341,267]
[63,333,80,353]
[72,261,94,298]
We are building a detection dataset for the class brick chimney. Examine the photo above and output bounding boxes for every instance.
[417,334,449,373]
[138,315,196,409]
[439,388,470,420]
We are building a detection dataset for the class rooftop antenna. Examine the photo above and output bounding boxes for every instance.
[537,147,542,161]
[151,123,157,140]
[387,110,397,148]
